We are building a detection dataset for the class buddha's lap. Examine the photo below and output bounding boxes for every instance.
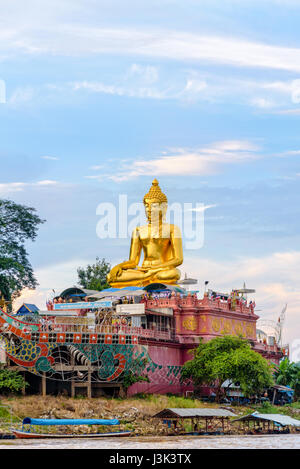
[112,266,179,281]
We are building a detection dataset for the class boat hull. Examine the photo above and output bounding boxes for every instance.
[12,430,131,439]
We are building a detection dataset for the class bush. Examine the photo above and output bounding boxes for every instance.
[0,368,27,394]
[291,401,300,409]
[122,371,150,392]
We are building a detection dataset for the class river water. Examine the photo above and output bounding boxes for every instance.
[0,434,299,449]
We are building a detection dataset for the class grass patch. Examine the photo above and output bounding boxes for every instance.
[291,401,300,409]
[130,393,205,408]
[164,395,200,408]
[250,400,300,418]
[0,405,12,421]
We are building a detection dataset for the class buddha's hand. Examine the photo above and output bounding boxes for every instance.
[139,266,165,276]
[108,265,121,281]
[109,261,135,280]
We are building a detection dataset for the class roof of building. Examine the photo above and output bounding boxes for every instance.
[233,412,300,427]
[221,380,240,389]
[16,303,39,315]
[272,384,294,392]
[57,287,100,299]
[143,283,186,293]
[87,288,145,299]
[153,408,236,419]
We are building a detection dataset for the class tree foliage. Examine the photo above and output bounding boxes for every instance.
[274,358,300,398]
[0,199,45,302]
[0,368,27,394]
[77,257,111,291]
[122,371,150,393]
[181,335,274,401]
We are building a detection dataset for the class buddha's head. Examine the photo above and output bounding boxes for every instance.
[143,179,168,223]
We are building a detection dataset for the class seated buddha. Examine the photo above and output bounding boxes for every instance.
[107,179,183,287]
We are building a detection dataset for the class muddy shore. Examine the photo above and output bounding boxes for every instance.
[0,395,299,436]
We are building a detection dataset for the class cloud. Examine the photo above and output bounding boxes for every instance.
[128,64,159,84]
[8,68,300,111]
[89,140,261,181]
[273,108,300,115]
[89,165,104,171]
[182,250,300,353]
[60,28,300,73]
[8,86,35,107]
[188,204,218,212]
[12,257,92,311]
[0,180,58,194]
[262,79,300,103]
[250,97,275,109]
[35,180,57,186]
[33,72,300,111]
[2,3,300,74]
[13,249,300,359]
[71,80,175,100]
[41,156,59,161]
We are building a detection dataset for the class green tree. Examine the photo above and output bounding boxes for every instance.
[77,257,111,291]
[181,335,274,402]
[0,199,45,303]
[274,358,300,399]
[0,368,27,394]
[122,371,150,396]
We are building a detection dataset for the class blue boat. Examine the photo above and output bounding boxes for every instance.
[12,417,132,439]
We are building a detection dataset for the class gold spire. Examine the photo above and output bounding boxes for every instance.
[143,179,168,204]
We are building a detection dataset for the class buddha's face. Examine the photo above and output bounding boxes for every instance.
[144,198,167,223]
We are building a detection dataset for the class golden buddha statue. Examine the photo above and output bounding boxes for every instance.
[0,294,9,312]
[107,179,183,287]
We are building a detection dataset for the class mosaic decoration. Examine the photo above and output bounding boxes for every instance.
[182,316,197,331]
[0,309,183,386]
[210,316,256,339]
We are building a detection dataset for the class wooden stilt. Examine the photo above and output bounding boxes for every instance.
[71,379,75,398]
[87,368,92,398]
[42,373,47,397]
[71,351,75,398]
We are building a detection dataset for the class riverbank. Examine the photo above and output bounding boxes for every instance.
[1,434,300,449]
[1,394,299,436]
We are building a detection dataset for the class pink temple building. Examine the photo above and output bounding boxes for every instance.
[1,283,284,398]
[118,289,284,396]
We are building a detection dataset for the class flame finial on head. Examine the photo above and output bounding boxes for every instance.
[143,179,168,204]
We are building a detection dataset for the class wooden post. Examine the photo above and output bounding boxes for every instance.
[272,388,276,405]
[87,368,92,399]
[71,351,75,398]
[42,373,47,397]
[71,379,75,398]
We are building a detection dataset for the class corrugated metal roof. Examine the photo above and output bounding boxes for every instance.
[58,288,100,298]
[233,412,300,427]
[153,408,236,419]
[88,289,145,299]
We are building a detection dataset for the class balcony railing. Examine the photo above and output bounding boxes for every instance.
[145,296,254,315]
[38,322,175,341]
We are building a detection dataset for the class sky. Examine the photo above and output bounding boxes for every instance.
[0,0,300,359]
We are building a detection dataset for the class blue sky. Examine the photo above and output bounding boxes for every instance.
[0,0,300,357]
